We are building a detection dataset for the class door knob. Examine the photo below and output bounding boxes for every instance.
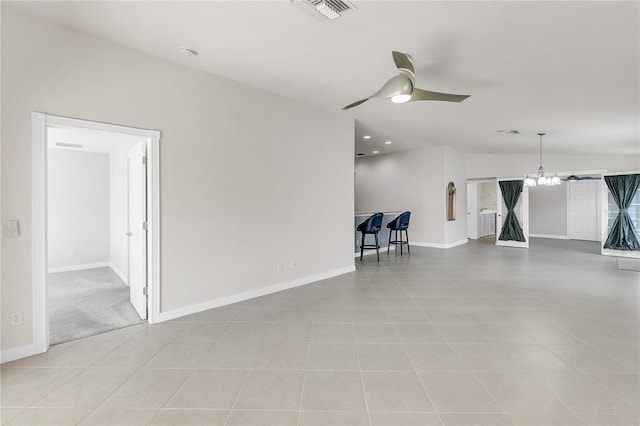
[125,232,132,236]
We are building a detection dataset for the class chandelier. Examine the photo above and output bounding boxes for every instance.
[524,133,561,187]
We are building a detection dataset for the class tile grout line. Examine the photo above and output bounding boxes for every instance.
[429,319,511,424]
[352,320,374,426]
[295,335,312,426]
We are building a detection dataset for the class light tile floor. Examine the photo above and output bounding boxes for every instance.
[2,238,639,425]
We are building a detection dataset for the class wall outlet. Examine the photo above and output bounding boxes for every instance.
[290,260,296,269]
[71,249,78,258]
[276,263,283,273]
[6,220,19,238]
[11,312,22,326]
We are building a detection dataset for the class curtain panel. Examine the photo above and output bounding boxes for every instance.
[498,180,526,242]
[603,174,640,251]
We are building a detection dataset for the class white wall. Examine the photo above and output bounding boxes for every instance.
[47,149,110,270]
[443,147,468,246]
[479,183,496,210]
[1,7,354,352]
[355,147,443,245]
[355,146,467,247]
[529,182,568,237]
[109,144,134,283]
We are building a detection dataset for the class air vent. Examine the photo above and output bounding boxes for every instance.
[291,0,356,22]
[55,142,85,149]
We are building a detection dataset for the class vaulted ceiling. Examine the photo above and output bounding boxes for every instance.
[11,1,640,157]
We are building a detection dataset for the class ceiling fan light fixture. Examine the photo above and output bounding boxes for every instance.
[391,94,411,103]
[342,51,470,110]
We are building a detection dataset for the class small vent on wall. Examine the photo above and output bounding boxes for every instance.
[291,0,357,22]
[55,142,85,149]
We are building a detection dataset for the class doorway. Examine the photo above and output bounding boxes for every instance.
[32,113,160,354]
[467,179,497,240]
[495,178,529,248]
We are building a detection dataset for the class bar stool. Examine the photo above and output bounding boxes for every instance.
[387,211,411,255]
[356,212,384,261]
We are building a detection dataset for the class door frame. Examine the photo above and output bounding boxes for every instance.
[600,170,640,259]
[31,112,161,355]
[467,178,497,240]
[495,177,529,248]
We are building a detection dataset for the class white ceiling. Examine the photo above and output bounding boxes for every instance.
[14,1,640,158]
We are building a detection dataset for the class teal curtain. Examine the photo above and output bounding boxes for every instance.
[603,174,640,251]
[498,180,526,242]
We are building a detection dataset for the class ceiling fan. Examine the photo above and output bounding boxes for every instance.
[563,175,602,182]
[342,51,470,110]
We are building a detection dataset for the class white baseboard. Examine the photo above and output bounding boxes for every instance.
[1,342,40,364]
[157,265,356,323]
[530,234,570,240]
[109,263,128,285]
[48,262,110,274]
[412,239,469,249]
[602,249,640,259]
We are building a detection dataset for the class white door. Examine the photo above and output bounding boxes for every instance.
[496,178,529,248]
[128,141,147,319]
[568,180,599,241]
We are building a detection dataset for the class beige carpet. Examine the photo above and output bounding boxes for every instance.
[48,267,144,345]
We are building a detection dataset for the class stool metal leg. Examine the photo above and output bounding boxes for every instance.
[387,229,392,251]
[360,232,365,261]
[375,233,380,261]
[406,230,410,253]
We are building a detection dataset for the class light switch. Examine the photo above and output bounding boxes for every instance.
[7,221,19,238]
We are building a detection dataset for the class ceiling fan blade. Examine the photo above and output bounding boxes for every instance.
[372,74,413,99]
[342,98,370,110]
[392,51,415,79]
[409,88,470,103]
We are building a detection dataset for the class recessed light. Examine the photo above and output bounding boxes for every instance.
[179,47,198,56]
[356,153,365,156]
[385,141,392,144]
[363,135,371,139]
[372,150,379,154]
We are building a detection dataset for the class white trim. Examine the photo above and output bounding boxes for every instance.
[529,234,570,240]
[411,239,468,249]
[109,263,128,285]
[45,262,128,282]
[602,249,640,259]
[147,131,161,324]
[27,112,161,361]
[32,112,49,355]
[157,265,355,323]
[46,115,154,138]
[48,262,110,274]
[0,343,40,364]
